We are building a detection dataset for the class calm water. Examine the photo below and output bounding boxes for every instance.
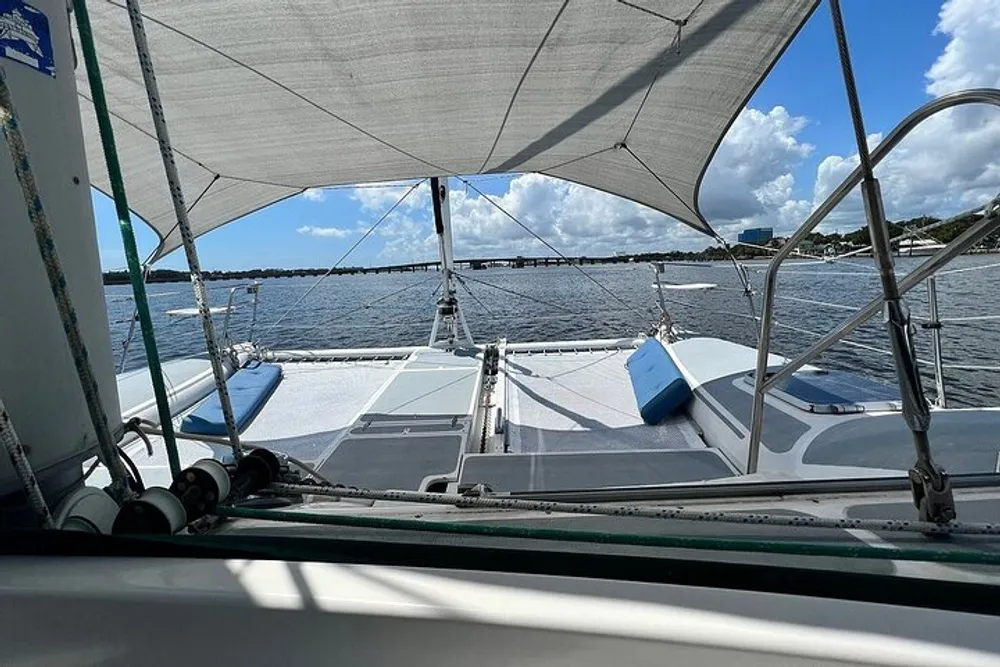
[105,255,1000,408]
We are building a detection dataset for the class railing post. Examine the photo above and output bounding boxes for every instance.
[926,276,947,408]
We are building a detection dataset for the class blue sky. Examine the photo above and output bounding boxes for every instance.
[93,0,992,271]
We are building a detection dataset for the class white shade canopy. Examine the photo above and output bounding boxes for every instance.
[75,0,818,262]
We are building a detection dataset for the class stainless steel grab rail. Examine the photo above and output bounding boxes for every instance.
[746,88,1000,475]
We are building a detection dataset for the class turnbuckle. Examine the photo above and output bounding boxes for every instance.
[908,461,956,526]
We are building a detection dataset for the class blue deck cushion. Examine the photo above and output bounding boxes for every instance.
[626,339,692,425]
[181,361,282,436]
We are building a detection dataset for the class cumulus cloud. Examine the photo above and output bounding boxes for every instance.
[351,180,429,213]
[813,0,1000,230]
[302,188,327,202]
[699,105,814,240]
[297,225,352,238]
[346,0,1000,260]
[347,103,818,261]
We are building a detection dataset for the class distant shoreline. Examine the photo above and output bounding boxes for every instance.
[104,213,999,285]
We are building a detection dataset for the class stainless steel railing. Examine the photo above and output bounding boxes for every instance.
[746,88,1000,474]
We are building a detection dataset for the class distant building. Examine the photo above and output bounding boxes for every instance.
[738,227,774,245]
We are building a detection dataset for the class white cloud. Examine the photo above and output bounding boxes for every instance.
[811,0,1000,231]
[351,180,429,213]
[302,188,327,202]
[346,104,818,260]
[699,105,814,240]
[296,225,351,238]
[343,0,1000,261]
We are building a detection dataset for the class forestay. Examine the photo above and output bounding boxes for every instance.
[75,0,817,261]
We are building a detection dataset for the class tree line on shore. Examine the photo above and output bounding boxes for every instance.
[103,213,991,284]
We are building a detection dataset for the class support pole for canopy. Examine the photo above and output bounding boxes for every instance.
[123,0,242,460]
[429,177,473,347]
[0,67,129,501]
[73,0,181,478]
[828,0,953,523]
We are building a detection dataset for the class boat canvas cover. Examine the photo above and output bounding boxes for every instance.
[76,1,817,261]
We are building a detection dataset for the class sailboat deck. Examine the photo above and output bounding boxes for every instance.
[504,349,704,454]
[107,341,730,492]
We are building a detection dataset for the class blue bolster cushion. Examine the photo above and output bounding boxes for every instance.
[181,361,282,435]
[626,339,692,425]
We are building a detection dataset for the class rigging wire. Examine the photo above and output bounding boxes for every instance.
[736,241,877,272]
[266,274,440,338]
[454,274,504,324]
[259,179,426,342]
[939,260,1000,276]
[713,286,861,313]
[454,272,581,314]
[457,178,649,321]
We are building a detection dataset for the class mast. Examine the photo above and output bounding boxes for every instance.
[429,177,473,347]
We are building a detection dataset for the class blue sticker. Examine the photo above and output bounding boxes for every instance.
[0,0,55,77]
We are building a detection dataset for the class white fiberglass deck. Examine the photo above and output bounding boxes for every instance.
[504,349,703,453]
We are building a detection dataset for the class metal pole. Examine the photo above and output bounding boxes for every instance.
[927,276,947,408]
[0,397,55,528]
[248,282,261,342]
[123,0,242,460]
[747,89,1000,475]
[118,306,138,373]
[221,287,239,348]
[73,0,182,477]
[430,176,472,346]
[0,67,130,500]
[829,0,951,523]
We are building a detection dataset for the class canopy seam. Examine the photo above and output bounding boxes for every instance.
[144,173,222,264]
[538,145,616,173]
[79,91,210,170]
[102,0,451,175]
[622,144,700,221]
[620,0,706,144]
[477,0,570,174]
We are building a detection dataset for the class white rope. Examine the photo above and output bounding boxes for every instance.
[124,0,242,460]
[266,482,1000,536]
[0,398,55,528]
[938,261,1000,276]
[0,66,130,499]
[939,314,1000,323]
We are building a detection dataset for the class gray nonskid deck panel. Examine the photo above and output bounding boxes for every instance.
[505,350,703,453]
[318,348,482,489]
[460,449,735,493]
[698,373,810,453]
[321,434,464,489]
[804,409,1000,473]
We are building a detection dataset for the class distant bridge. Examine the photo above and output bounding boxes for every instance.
[103,253,691,285]
[339,254,647,275]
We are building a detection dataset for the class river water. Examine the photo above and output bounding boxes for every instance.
[104,255,1000,408]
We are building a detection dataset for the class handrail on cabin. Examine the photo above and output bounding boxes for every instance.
[746,88,1000,475]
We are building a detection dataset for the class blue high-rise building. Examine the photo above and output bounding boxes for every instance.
[738,227,774,245]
